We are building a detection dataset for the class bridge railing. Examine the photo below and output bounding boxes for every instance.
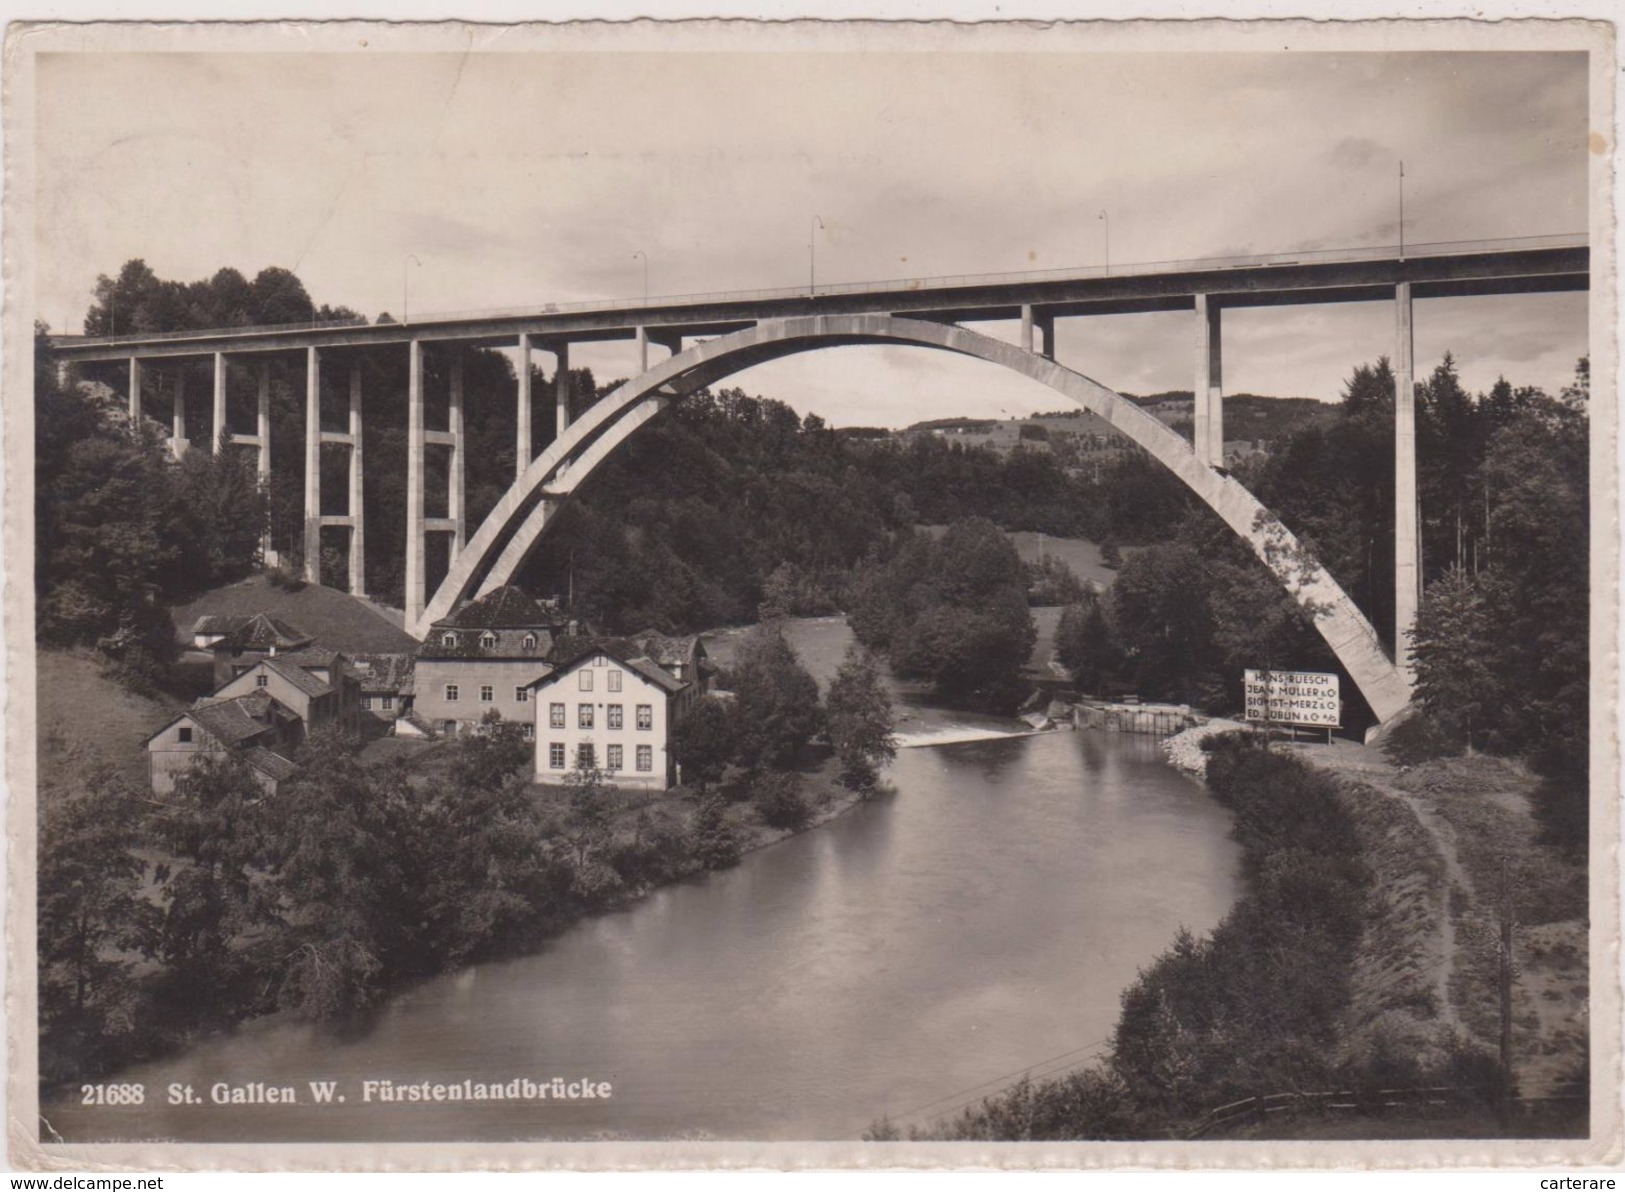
[60,232,1587,349]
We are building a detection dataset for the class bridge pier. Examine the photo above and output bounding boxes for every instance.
[128,356,142,425]
[256,364,277,567]
[348,365,366,596]
[1395,281,1420,676]
[171,369,187,459]
[212,352,227,455]
[406,337,426,627]
[516,333,532,480]
[448,350,466,551]
[1036,313,1055,361]
[555,342,571,439]
[1194,294,1224,468]
[304,347,322,583]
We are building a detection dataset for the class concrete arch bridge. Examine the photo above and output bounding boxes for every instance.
[52,234,1590,724]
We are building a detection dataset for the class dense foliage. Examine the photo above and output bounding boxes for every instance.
[39,720,761,1085]
[1054,355,1589,757]
[36,326,266,683]
[847,519,1037,709]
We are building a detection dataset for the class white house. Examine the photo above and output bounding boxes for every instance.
[525,635,707,791]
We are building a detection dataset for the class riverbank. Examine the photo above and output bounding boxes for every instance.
[897,728,1588,1141]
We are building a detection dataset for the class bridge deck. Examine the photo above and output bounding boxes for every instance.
[52,234,1587,363]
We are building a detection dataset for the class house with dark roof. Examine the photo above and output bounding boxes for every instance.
[414,586,570,737]
[349,653,416,723]
[203,612,315,686]
[524,634,709,791]
[145,691,302,795]
[211,653,361,736]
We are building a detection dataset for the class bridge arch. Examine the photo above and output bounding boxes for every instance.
[419,314,1412,723]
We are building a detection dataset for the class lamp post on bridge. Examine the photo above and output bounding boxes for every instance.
[403,253,422,325]
[809,215,826,297]
[1099,209,1110,274]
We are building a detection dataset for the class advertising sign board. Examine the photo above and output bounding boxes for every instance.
[1243,668,1341,728]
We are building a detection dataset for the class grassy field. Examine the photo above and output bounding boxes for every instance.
[36,647,185,794]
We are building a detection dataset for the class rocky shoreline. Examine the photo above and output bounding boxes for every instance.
[1161,717,1248,776]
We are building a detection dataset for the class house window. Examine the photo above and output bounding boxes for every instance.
[550,702,566,728]
[361,696,373,710]
[382,695,394,711]
[446,684,460,702]
[636,704,653,730]
[515,686,529,703]
[608,704,623,730]
[522,724,535,741]
[607,744,623,771]
[480,685,494,703]
[256,674,269,688]
[442,632,457,648]
[579,704,594,730]
[608,670,623,692]
[522,634,538,651]
[579,669,594,692]
[177,726,193,743]
[549,742,565,769]
[480,632,497,650]
[636,744,653,772]
[577,742,596,770]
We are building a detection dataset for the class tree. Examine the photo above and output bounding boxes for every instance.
[672,695,737,790]
[262,734,402,1017]
[691,792,742,869]
[826,643,897,792]
[854,518,1036,709]
[728,624,823,768]
[38,776,158,1081]
[1107,543,1218,703]
[1055,590,1122,694]
[149,754,279,1020]
[1409,567,1494,751]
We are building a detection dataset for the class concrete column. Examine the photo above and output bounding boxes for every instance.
[1194,295,1224,468]
[303,347,321,583]
[448,350,466,551]
[212,352,227,454]
[516,333,532,480]
[348,365,365,597]
[171,370,187,459]
[555,342,571,440]
[128,357,142,424]
[1020,305,1035,354]
[257,363,275,567]
[1395,281,1420,674]
[405,338,426,629]
[1035,314,1055,361]
[636,325,649,373]
[256,364,272,482]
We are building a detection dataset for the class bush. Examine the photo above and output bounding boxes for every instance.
[753,771,812,830]
[691,793,742,870]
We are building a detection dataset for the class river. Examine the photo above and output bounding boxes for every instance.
[44,617,1239,1144]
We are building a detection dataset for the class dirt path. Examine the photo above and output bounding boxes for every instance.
[1284,740,1470,1035]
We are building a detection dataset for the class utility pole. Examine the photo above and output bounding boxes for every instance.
[1398,161,1406,262]
[1498,853,1516,1132]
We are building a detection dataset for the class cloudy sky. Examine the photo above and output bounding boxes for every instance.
[34,41,1591,424]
